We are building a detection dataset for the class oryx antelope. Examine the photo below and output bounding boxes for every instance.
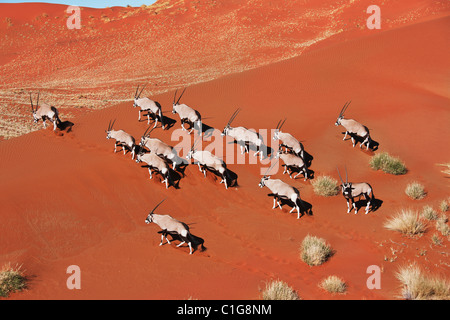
[186,140,230,189]
[258,162,304,219]
[221,108,265,160]
[172,88,202,134]
[133,84,165,129]
[30,92,61,131]
[105,119,136,159]
[145,199,196,254]
[337,167,374,214]
[276,149,309,181]
[335,101,372,150]
[273,118,304,158]
[136,150,172,189]
[140,126,178,170]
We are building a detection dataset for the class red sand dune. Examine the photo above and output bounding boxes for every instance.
[0,1,449,300]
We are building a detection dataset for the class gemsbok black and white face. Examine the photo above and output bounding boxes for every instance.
[105,119,116,139]
[273,118,286,140]
[172,88,186,114]
[145,213,154,224]
[145,199,166,224]
[30,92,39,123]
[133,84,146,108]
[259,176,269,188]
[222,108,240,136]
[335,101,351,126]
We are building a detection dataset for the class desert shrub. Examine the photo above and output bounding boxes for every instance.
[421,205,438,220]
[262,280,300,300]
[300,235,333,266]
[384,209,426,235]
[436,215,449,237]
[311,176,340,197]
[405,182,426,200]
[431,233,442,246]
[319,276,347,294]
[396,264,450,300]
[0,264,27,298]
[370,152,407,175]
[440,200,449,213]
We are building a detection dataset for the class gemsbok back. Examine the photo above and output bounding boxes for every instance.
[273,118,304,158]
[337,167,374,214]
[105,119,136,159]
[258,162,304,219]
[172,88,202,134]
[145,199,199,254]
[140,126,178,170]
[30,92,61,131]
[221,108,265,160]
[335,101,372,150]
[186,140,231,189]
[133,84,165,129]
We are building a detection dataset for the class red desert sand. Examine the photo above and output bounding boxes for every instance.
[0,0,449,299]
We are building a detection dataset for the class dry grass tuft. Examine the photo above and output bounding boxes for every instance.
[0,263,27,298]
[405,182,426,200]
[311,176,340,197]
[370,152,407,175]
[421,205,438,220]
[262,280,300,300]
[319,275,347,294]
[396,264,450,300]
[440,199,449,213]
[436,214,449,237]
[384,209,426,235]
[300,235,333,266]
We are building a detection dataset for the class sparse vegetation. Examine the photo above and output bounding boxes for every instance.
[405,182,426,200]
[384,209,426,236]
[396,264,450,300]
[436,214,449,237]
[311,176,340,197]
[370,152,407,175]
[440,199,449,213]
[0,264,27,298]
[300,235,333,266]
[319,276,347,294]
[262,280,300,300]
[431,233,442,246]
[421,205,438,220]
[437,163,450,176]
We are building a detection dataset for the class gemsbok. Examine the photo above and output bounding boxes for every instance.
[276,149,309,181]
[221,108,265,160]
[105,119,136,159]
[273,118,304,158]
[186,140,230,189]
[258,162,304,219]
[136,149,172,189]
[172,88,202,134]
[140,126,178,170]
[30,92,61,131]
[145,199,198,254]
[337,167,374,214]
[133,84,165,129]
[335,101,372,150]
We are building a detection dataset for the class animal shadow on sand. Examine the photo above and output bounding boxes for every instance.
[281,165,315,181]
[203,165,239,189]
[227,140,274,160]
[157,230,207,254]
[141,110,177,130]
[267,193,313,218]
[139,164,181,190]
[343,132,379,152]
[54,121,74,135]
[351,197,383,214]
